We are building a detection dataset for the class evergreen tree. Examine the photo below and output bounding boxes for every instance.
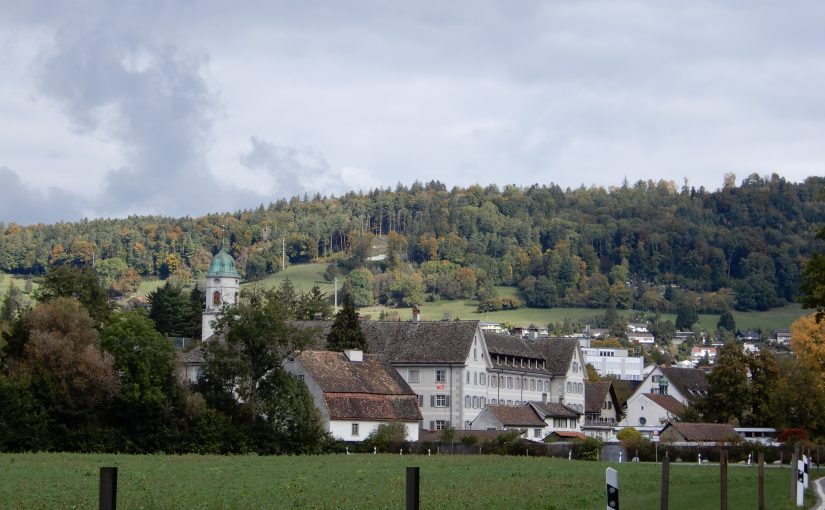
[675,300,698,330]
[700,343,750,424]
[1,282,24,322]
[296,285,333,320]
[717,311,736,333]
[35,265,112,323]
[326,293,367,352]
[148,282,191,337]
[186,285,206,338]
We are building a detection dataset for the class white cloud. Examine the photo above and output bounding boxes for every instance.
[0,1,823,224]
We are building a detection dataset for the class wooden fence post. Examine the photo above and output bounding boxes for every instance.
[791,444,799,503]
[660,453,669,510]
[99,467,117,510]
[758,451,765,510]
[720,450,728,510]
[406,466,420,510]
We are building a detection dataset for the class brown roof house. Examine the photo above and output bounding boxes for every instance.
[622,366,709,430]
[284,349,422,442]
[470,404,547,441]
[581,381,622,440]
[659,422,739,444]
[528,400,582,440]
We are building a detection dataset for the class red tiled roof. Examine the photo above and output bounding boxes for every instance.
[487,405,546,427]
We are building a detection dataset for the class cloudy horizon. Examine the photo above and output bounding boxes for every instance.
[1,1,824,225]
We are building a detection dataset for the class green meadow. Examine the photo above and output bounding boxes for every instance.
[0,453,816,509]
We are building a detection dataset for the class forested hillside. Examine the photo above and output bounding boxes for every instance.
[1,173,823,312]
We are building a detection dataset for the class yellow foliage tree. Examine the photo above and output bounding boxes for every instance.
[790,313,825,378]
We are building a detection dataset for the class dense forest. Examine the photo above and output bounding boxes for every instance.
[1,173,823,312]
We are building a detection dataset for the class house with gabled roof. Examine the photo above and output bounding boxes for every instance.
[659,422,738,444]
[470,404,547,441]
[529,401,582,438]
[623,393,686,429]
[581,381,622,440]
[630,366,709,406]
[284,349,422,442]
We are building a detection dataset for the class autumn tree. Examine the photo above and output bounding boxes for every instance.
[790,313,825,379]
[21,298,120,449]
[344,268,374,307]
[700,343,750,424]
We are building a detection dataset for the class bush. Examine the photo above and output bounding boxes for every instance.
[574,437,604,461]
[364,422,408,452]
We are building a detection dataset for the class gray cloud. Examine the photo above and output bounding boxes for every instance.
[1,1,824,224]
[0,166,84,224]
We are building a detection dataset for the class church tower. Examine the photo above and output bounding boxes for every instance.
[202,241,241,341]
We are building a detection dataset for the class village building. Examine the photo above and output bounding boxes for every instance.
[284,349,422,441]
[581,346,645,381]
[528,401,582,437]
[623,393,685,430]
[470,405,547,441]
[621,366,708,434]
[581,381,622,440]
[658,422,739,444]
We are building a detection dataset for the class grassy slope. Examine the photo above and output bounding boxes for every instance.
[0,453,815,509]
[244,263,340,295]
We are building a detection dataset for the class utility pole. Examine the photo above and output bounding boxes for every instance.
[334,276,338,313]
[282,237,285,271]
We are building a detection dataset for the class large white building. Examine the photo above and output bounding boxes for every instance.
[581,347,645,381]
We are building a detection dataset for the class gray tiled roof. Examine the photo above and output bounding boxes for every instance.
[533,338,578,375]
[530,401,581,418]
[293,320,480,364]
[660,367,709,403]
[177,346,205,364]
[662,422,738,442]
[644,393,686,416]
[324,393,422,421]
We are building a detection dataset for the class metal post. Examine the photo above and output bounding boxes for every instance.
[406,467,420,510]
[797,456,804,507]
[99,467,117,510]
[660,453,669,510]
[720,450,728,510]
[606,467,619,510]
[758,451,765,510]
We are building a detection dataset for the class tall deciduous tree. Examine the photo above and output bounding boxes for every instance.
[790,313,825,379]
[199,288,327,453]
[326,293,367,352]
[701,343,749,425]
[35,265,112,323]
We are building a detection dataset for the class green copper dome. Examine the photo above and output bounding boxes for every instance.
[208,247,241,278]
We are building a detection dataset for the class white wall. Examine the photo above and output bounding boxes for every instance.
[330,420,419,443]
[623,394,679,428]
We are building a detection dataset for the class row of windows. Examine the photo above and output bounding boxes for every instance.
[464,395,487,409]
[493,355,547,370]
[409,368,559,395]
[566,382,584,394]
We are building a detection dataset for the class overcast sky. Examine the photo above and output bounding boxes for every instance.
[1,1,824,225]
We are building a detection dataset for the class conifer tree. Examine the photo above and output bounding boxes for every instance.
[326,293,367,352]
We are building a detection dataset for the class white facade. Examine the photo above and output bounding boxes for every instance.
[632,367,691,405]
[628,332,655,344]
[330,420,419,442]
[202,274,240,341]
[582,347,645,381]
[623,393,681,428]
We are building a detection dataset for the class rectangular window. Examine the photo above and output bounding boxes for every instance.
[544,381,550,392]
[352,423,359,436]
[418,394,424,407]
[472,396,478,408]
[473,372,478,385]
[435,394,447,407]
[530,379,536,391]
[436,370,446,383]
[491,376,497,388]
[480,373,486,385]
[408,369,420,383]
[435,420,447,431]
[534,428,542,438]
[515,378,521,390]
[507,377,513,389]
[474,348,477,361]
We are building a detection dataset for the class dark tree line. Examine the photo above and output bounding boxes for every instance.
[0,267,337,454]
[1,174,823,310]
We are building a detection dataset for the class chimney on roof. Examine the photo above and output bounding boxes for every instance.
[412,306,420,322]
[343,349,363,362]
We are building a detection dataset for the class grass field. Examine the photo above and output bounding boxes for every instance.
[0,453,816,509]
[246,263,340,295]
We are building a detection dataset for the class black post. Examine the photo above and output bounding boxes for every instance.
[406,466,420,510]
[791,444,799,503]
[660,453,669,510]
[99,467,117,510]
[758,451,765,510]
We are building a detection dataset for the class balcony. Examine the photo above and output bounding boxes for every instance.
[583,417,616,426]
